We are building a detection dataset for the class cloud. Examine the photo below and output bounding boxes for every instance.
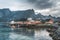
[0,0,33,10]
[0,0,60,17]
[48,0,60,17]
[27,0,54,9]
[27,0,60,17]
[0,0,55,10]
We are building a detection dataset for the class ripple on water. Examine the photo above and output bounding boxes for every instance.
[0,28,53,40]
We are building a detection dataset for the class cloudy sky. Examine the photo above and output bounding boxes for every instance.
[0,0,60,17]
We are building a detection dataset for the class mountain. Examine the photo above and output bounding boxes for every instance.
[0,8,60,22]
[11,9,34,21]
[30,12,60,22]
[0,8,11,22]
[0,8,35,22]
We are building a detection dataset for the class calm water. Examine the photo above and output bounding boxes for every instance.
[0,25,53,40]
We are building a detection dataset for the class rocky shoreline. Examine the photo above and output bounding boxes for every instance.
[47,25,60,40]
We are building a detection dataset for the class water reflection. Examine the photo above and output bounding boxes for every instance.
[35,29,52,40]
[0,27,53,40]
